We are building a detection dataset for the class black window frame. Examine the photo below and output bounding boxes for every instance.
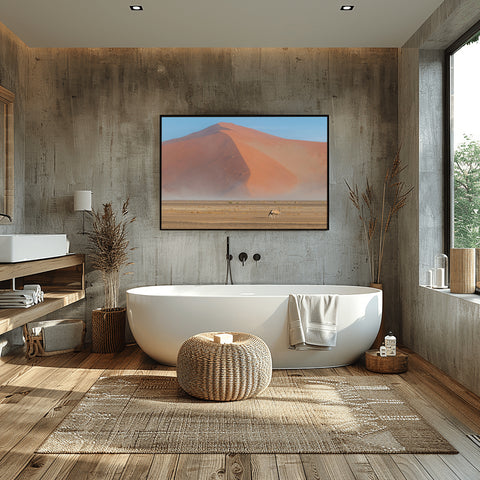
[444,20,480,257]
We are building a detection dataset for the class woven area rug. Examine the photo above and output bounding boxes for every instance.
[37,374,457,454]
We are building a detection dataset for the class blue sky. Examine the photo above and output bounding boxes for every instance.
[161,116,328,143]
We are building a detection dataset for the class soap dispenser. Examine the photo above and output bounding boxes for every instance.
[385,332,396,356]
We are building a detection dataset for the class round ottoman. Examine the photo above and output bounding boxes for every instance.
[177,332,272,401]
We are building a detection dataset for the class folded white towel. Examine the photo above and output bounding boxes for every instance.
[24,284,42,294]
[0,301,33,306]
[0,294,32,299]
[24,284,42,304]
[0,288,42,308]
[0,297,34,308]
[288,294,339,350]
[0,291,33,297]
[0,292,34,300]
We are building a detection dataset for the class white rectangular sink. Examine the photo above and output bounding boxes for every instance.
[0,234,69,263]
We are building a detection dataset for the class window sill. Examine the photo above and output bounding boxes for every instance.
[419,285,480,305]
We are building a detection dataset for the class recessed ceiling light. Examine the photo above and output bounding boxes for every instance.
[340,5,354,10]
[130,5,143,11]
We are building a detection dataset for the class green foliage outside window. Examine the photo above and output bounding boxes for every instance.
[454,136,480,247]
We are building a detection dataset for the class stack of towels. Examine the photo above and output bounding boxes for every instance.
[0,284,44,308]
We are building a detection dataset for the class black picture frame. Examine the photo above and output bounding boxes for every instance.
[160,114,329,230]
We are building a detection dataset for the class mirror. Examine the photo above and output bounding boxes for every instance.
[0,85,14,225]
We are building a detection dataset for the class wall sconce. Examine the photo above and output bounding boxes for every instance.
[74,190,92,234]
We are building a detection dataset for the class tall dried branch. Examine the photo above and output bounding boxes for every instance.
[376,146,413,283]
[346,179,377,283]
[346,146,413,284]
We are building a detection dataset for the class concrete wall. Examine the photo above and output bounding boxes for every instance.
[0,21,27,232]
[398,0,480,395]
[0,22,28,354]
[23,47,399,342]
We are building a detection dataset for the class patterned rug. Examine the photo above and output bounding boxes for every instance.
[37,373,457,454]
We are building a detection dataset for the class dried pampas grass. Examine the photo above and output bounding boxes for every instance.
[346,147,413,284]
[88,199,135,309]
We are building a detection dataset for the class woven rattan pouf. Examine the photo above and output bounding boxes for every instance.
[177,332,272,401]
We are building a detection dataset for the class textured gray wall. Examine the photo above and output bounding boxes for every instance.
[399,0,480,395]
[23,47,399,342]
[0,22,27,232]
[0,22,28,353]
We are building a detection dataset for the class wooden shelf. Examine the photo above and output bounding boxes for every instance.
[0,254,84,282]
[0,254,85,335]
[0,290,85,336]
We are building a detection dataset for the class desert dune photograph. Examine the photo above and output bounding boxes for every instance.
[161,116,329,229]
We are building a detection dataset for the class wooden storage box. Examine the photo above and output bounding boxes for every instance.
[365,349,408,374]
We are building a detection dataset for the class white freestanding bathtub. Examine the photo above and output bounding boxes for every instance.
[126,285,382,369]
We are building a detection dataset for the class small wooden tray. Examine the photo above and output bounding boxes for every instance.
[365,349,408,374]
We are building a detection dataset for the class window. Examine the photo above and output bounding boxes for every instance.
[447,23,480,250]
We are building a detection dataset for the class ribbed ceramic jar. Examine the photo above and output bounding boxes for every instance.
[450,248,475,294]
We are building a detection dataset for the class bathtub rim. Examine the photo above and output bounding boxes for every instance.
[126,284,382,299]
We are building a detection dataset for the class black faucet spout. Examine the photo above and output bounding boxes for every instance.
[0,213,12,222]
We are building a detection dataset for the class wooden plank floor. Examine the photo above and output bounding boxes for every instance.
[1,345,480,480]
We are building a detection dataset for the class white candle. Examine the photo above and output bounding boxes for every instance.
[427,269,433,288]
[214,333,233,344]
[434,267,445,288]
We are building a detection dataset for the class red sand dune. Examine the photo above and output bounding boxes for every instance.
[162,122,327,200]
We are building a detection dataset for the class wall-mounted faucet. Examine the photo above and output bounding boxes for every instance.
[0,213,12,222]
[239,252,248,266]
[238,252,261,266]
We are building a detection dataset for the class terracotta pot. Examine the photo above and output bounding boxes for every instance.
[91,307,126,353]
[370,283,384,349]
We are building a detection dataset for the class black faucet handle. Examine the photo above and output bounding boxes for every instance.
[239,252,248,266]
[253,253,261,262]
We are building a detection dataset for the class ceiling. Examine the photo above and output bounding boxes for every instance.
[0,0,444,48]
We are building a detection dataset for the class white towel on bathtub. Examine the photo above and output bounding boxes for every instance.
[288,294,338,350]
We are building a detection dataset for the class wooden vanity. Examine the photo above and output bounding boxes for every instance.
[0,254,85,335]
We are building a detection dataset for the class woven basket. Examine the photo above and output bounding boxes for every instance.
[177,332,272,402]
[91,307,126,354]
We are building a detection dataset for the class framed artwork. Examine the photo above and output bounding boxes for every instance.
[160,115,329,230]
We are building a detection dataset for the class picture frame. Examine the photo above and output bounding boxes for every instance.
[160,115,329,230]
